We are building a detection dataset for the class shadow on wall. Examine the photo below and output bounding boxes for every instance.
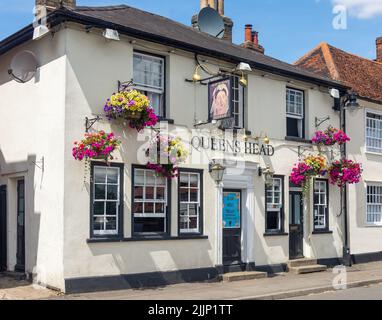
[0,150,41,282]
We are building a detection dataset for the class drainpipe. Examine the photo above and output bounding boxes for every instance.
[340,95,352,267]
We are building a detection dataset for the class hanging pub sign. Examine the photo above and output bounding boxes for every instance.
[208,77,233,122]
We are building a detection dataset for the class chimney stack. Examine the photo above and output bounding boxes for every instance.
[241,24,265,54]
[35,0,76,10]
[377,37,382,63]
[192,0,233,42]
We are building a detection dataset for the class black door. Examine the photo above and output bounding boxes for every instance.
[15,180,25,272]
[0,185,7,272]
[222,190,242,265]
[289,191,304,259]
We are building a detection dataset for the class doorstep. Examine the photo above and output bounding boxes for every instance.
[221,271,268,282]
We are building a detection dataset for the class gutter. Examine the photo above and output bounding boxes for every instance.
[0,8,349,92]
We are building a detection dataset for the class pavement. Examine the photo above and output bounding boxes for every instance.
[0,274,61,300]
[286,283,382,300]
[1,261,382,300]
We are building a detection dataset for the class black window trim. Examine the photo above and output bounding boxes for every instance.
[133,49,167,119]
[131,164,172,239]
[264,175,285,235]
[286,86,306,140]
[177,168,204,236]
[90,161,124,239]
[313,178,330,232]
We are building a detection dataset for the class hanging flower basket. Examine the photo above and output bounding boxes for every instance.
[328,159,362,187]
[290,155,327,195]
[104,90,158,132]
[145,134,188,179]
[72,131,121,162]
[312,127,350,147]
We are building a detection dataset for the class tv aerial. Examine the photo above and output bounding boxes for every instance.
[8,50,38,83]
[197,6,225,39]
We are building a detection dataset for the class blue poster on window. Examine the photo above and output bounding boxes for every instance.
[223,192,241,229]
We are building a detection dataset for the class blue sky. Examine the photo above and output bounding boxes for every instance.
[0,0,381,63]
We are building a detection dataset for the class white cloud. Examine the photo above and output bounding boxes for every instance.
[333,0,382,19]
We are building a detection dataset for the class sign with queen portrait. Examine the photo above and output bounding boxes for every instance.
[208,77,233,122]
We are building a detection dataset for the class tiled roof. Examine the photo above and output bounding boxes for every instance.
[295,42,382,103]
[0,4,346,89]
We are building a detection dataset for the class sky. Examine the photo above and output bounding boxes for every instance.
[0,0,381,63]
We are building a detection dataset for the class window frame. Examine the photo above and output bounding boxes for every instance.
[177,168,204,235]
[365,109,382,154]
[313,179,329,232]
[131,164,171,238]
[286,87,305,139]
[133,50,166,118]
[265,175,285,234]
[231,75,245,129]
[366,183,382,226]
[90,162,124,239]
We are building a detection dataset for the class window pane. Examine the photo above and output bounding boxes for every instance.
[145,187,154,200]
[188,204,198,216]
[106,202,117,216]
[189,174,199,188]
[107,168,119,184]
[93,202,104,215]
[155,203,165,214]
[107,185,118,200]
[180,174,189,187]
[266,211,279,231]
[106,217,117,231]
[135,170,144,185]
[134,186,144,200]
[133,202,143,214]
[145,203,154,214]
[133,218,165,233]
[94,167,106,183]
[189,217,198,230]
[180,188,189,202]
[190,189,198,202]
[156,187,165,200]
[95,184,106,200]
[93,217,103,231]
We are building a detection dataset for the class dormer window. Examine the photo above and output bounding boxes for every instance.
[133,51,165,118]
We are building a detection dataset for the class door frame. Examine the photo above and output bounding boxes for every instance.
[289,190,304,260]
[222,189,242,266]
[0,185,7,272]
[15,179,25,272]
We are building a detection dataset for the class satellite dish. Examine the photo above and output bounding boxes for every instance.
[8,50,38,83]
[197,6,225,39]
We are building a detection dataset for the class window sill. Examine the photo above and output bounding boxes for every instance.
[263,232,289,237]
[285,136,312,144]
[158,118,174,124]
[365,150,382,156]
[87,235,208,243]
[312,230,333,235]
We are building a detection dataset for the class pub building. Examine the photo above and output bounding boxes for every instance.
[0,0,379,293]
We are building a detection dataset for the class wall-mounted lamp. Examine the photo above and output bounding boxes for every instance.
[209,160,226,184]
[258,165,274,186]
[331,90,361,112]
[192,65,202,82]
[239,72,248,87]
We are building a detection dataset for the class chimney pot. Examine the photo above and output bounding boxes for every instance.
[377,37,382,63]
[245,24,253,43]
[241,24,265,54]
